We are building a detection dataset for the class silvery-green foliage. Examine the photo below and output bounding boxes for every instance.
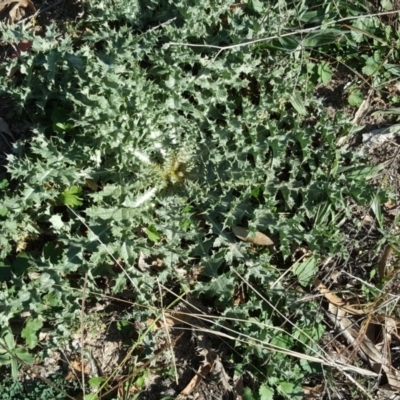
[0,0,383,393]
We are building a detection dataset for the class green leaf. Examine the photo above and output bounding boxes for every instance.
[301,29,342,47]
[251,186,261,198]
[370,194,383,229]
[88,376,106,388]
[317,62,332,84]
[381,0,393,10]
[84,394,98,400]
[371,108,400,116]
[13,348,34,365]
[290,92,307,116]
[350,17,385,44]
[293,255,318,286]
[384,64,400,77]
[135,370,148,388]
[49,214,65,230]
[265,36,300,51]
[0,179,9,190]
[0,354,11,365]
[21,318,43,349]
[277,381,302,400]
[58,186,83,207]
[11,358,18,380]
[362,56,380,76]
[0,206,7,217]
[2,329,15,351]
[53,122,74,133]
[348,89,363,107]
[243,387,258,400]
[259,384,274,400]
[271,333,293,349]
[42,292,60,307]
[249,0,263,13]
[340,164,384,181]
[146,226,161,242]
[300,10,325,24]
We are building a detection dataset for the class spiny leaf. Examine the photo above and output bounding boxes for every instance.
[21,318,43,349]
[146,226,161,242]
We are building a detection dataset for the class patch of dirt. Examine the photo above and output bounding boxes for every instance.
[315,118,400,399]
[315,65,354,114]
[20,299,236,400]
[315,63,400,133]
[28,0,84,25]
[140,306,235,400]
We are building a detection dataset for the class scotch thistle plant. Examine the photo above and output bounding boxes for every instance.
[133,147,195,207]
[151,149,194,188]
[0,0,391,397]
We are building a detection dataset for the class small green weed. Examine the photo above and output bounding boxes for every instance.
[0,373,79,399]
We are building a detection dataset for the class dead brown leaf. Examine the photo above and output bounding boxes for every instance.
[233,284,247,305]
[180,362,213,395]
[384,199,397,209]
[151,258,164,268]
[303,384,324,399]
[65,358,91,381]
[314,278,374,315]
[116,376,140,399]
[0,0,36,24]
[378,244,394,280]
[85,178,99,191]
[323,283,400,391]
[232,226,274,246]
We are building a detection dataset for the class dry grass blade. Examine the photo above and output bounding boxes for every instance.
[157,280,179,385]
[101,333,184,399]
[80,273,88,393]
[353,87,374,126]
